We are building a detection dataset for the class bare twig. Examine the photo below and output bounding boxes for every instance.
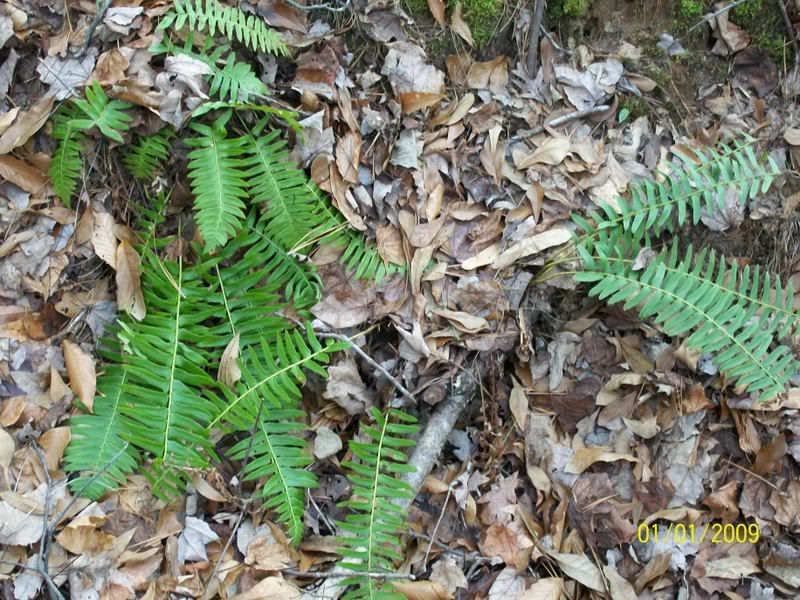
[511,104,611,141]
[525,0,547,76]
[282,0,352,13]
[318,332,416,403]
[668,0,754,51]
[76,0,113,59]
[284,569,415,580]
[777,0,800,67]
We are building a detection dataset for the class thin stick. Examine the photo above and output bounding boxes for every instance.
[669,0,754,50]
[283,569,415,580]
[511,105,611,141]
[525,0,547,76]
[76,0,113,58]
[318,332,416,403]
[777,0,800,67]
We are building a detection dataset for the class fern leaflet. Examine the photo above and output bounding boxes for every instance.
[160,0,288,56]
[63,365,141,499]
[49,109,84,205]
[71,81,133,143]
[337,407,418,600]
[124,129,175,180]
[186,115,249,250]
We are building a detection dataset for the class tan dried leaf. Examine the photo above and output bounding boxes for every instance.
[0,428,14,479]
[92,210,118,267]
[0,95,54,155]
[62,340,96,412]
[603,564,636,600]
[492,226,571,270]
[394,580,453,600]
[217,333,242,389]
[520,578,564,600]
[39,426,70,471]
[517,137,570,168]
[427,0,446,26]
[400,92,444,114]
[548,552,604,592]
[509,378,528,432]
[785,128,800,145]
[115,240,145,320]
[451,2,474,46]
[434,309,489,333]
[231,577,300,600]
[335,130,361,183]
[704,556,760,579]
[0,155,49,194]
[565,447,639,475]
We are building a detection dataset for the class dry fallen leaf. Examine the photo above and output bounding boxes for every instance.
[0,94,54,155]
[0,155,49,194]
[517,137,570,168]
[92,210,118,267]
[39,426,70,471]
[231,577,300,600]
[492,226,571,270]
[335,130,361,183]
[218,333,242,389]
[565,447,639,475]
[62,340,96,412]
[427,0,446,27]
[520,577,564,600]
[547,552,604,592]
[451,2,474,47]
[115,240,146,320]
[0,427,14,481]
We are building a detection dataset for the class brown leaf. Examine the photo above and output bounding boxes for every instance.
[466,56,507,93]
[115,240,145,320]
[91,49,129,86]
[770,480,800,530]
[753,433,786,476]
[0,95,54,155]
[244,536,292,571]
[426,0,446,27]
[376,224,406,265]
[0,396,25,427]
[547,552,604,592]
[492,226,571,270]
[217,333,242,389]
[602,564,637,600]
[231,577,300,600]
[39,426,70,471]
[0,155,49,194]
[92,210,118,267]
[565,447,639,475]
[400,92,444,114]
[257,0,308,32]
[509,378,528,432]
[323,358,372,415]
[520,578,564,600]
[0,428,14,480]
[335,130,361,184]
[394,580,453,600]
[451,2,474,46]
[516,137,570,168]
[702,480,740,522]
[433,309,489,333]
[62,340,96,412]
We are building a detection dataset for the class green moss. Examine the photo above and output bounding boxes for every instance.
[402,0,430,19]
[619,95,650,120]
[677,0,704,18]
[730,0,792,65]
[451,0,505,47]
[548,0,590,18]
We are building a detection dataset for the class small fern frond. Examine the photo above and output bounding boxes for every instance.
[209,325,346,430]
[116,252,224,500]
[186,115,249,250]
[71,81,133,143]
[192,100,300,130]
[226,404,316,544]
[576,236,799,400]
[49,108,84,205]
[242,126,323,248]
[161,0,288,56]
[124,129,175,179]
[337,407,418,600]
[64,365,141,499]
[573,140,780,251]
[209,51,269,102]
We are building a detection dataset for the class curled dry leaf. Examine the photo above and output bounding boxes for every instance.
[517,137,570,168]
[0,94,54,155]
[451,2,474,47]
[492,226,571,270]
[427,0,446,27]
[217,333,242,389]
[335,130,361,183]
[115,240,146,321]
[62,339,96,412]
[92,210,118,268]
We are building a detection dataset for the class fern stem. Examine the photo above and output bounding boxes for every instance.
[163,257,183,463]
[215,265,236,335]
[593,270,786,393]
[365,413,391,597]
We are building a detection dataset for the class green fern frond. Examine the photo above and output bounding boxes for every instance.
[186,114,249,250]
[71,81,133,143]
[49,108,84,206]
[573,140,780,251]
[161,0,288,55]
[226,402,316,544]
[192,100,300,131]
[337,407,418,600]
[209,325,346,430]
[64,365,141,499]
[116,252,224,500]
[124,129,175,180]
[576,235,799,400]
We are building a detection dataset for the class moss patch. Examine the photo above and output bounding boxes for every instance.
[449,0,505,48]
[547,0,590,18]
[730,0,792,65]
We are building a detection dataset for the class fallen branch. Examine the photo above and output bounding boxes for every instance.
[777,0,800,67]
[525,0,548,77]
[511,104,611,141]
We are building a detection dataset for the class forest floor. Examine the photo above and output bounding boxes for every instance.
[1,0,800,599]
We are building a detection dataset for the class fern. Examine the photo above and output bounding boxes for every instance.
[115,251,225,500]
[160,0,288,56]
[49,108,84,205]
[337,407,419,600]
[71,81,133,144]
[63,365,141,499]
[211,327,346,540]
[577,231,798,400]
[151,37,269,103]
[186,114,249,250]
[573,139,780,252]
[124,129,175,180]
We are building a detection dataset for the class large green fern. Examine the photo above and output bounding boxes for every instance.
[337,407,419,600]
[568,141,798,401]
[49,82,132,205]
[159,0,288,56]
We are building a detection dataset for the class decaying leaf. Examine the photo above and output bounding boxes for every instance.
[115,240,145,320]
[62,340,96,412]
[217,333,242,389]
